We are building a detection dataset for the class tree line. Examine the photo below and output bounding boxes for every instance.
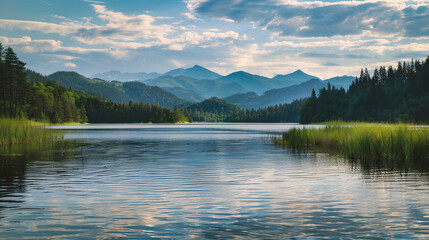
[300,56,429,123]
[0,44,190,123]
[226,98,307,123]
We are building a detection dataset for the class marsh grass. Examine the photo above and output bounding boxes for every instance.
[0,118,63,156]
[277,122,429,171]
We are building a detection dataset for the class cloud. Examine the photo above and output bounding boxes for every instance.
[83,0,104,3]
[264,39,391,50]
[0,36,121,57]
[299,51,370,59]
[169,59,185,68]
[0,19,80,36]
[182,12,201,20]
[0,4,247,54]
[362,42,429,55]
[41,54,78,61]
[63,62,77,67]
[193,0,429,37]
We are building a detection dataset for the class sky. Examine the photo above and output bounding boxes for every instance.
[0,0,428,79]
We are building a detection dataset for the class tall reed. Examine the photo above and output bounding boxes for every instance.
[277,122,429,170]
[0,118,62,154]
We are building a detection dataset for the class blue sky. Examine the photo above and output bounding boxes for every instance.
[0,0,428,79]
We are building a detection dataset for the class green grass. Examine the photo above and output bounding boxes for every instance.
[0,118,62,155]
[277,122,429,171]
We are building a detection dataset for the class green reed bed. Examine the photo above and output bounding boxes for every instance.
[277,122,429,170]
[0,118,62,155]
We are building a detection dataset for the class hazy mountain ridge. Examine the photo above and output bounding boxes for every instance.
[225,77,355,109]
[161,87,205,102]
[90,66,355,107]
[48,71,187,109]
[146,75,248,98]
[271,70,320,87]
[162,65,222,80]
[92,65,222,82]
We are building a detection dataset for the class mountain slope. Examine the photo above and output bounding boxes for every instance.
[146,75,248,98]
[161,87,204,102]
[258,79,326,108]
[325,75,355,89]
[224,79,324,109]
[224,92,259,108]
[271,70,320,88]
[49,71,131,103]
[48,71,186,108]
[216,71,271,94]
[224,74,355,109]
[163,65,222,80]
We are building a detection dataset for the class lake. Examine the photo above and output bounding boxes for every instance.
[1,123,429,239]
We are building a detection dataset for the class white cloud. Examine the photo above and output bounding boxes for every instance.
[63,62,77,67]
[264,39,391,50]
[0,4,248,54]
[83,0,105,4]
[169,59,185,68]
[181,12,201,20]
[0,36,123,57]
[41,54,78,60]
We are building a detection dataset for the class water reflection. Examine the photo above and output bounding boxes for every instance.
[0,124,429,239]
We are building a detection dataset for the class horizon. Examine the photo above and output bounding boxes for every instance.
[1,0,428,79]
[55,65,355,80]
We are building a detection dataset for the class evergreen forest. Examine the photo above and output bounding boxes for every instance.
[300,57,429,124]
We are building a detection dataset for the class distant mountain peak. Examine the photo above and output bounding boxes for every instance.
[191,64,204,69]
[163,64,222,80]
[293,69,304,74]
[227,71,252,76]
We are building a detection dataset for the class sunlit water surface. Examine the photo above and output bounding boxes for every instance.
[1,123,429,239]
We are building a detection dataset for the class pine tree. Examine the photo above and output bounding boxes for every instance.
[0,43,5,116]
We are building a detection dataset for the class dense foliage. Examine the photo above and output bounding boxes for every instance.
[77,97,190,123]
[300,57,429,123]
[185,97,242,122]
[0,45,86,123]
[226,98,307,123]
[185,97,306,123]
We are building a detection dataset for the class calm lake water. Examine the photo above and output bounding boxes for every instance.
[1,123,429,239]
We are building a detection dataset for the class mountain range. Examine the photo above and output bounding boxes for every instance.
[224,76,355,109]
[93,65,326,95]
[48,71,186,109]
[47,66,355,111]
[146,75,247,99]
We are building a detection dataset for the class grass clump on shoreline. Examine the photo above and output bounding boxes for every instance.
[277,122,429,170]
[0,118,62,154]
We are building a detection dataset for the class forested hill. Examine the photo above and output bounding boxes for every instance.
[0,45,190,123]
[184,97,309,123]
[226,98,308,123]
[48,71,187,109]
[300,57,429,123]
[185,97,243,122]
